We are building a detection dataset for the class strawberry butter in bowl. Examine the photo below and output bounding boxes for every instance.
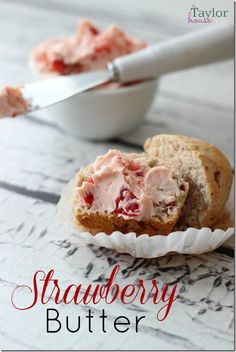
[30,20,158,140]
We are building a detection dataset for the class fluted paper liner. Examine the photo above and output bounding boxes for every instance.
[57,177,234,258]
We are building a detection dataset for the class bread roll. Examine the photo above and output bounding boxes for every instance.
[144,134,233,228]
[72,150,189,236]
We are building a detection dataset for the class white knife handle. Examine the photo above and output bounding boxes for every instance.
[113,24,234,83]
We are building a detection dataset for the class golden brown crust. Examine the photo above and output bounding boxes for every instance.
[144,134,233,228]
[75,211,177,236]
[212,209,234,231]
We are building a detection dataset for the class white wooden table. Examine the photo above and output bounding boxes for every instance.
[0,0,234,350]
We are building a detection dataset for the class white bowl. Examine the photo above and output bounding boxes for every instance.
[34,79,158,140]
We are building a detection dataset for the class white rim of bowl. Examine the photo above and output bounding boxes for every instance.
[83,78,158,96]
[30,63,158,96]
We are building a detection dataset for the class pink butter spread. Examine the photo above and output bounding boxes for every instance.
[0,86,29,118]
[75,150,181,221]
[30,20,146,75]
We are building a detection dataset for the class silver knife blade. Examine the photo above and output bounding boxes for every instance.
[22,69,113,112]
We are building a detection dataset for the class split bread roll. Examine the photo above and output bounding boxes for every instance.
[144,134,233,229]
[71,135,233,236]
[72,150,189,236]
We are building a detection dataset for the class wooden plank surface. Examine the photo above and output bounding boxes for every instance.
[0,0,234,350]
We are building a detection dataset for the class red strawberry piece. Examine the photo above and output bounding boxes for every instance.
[114,207,128,216]
[126,203,140,213]
[84,193,94,207]
[114,188,139,217]
[115,188,125,206]
[126,191,136,201]
[52,59,67,74]
[87,177,94,184]
[114,202,140,217]
[127,161,140,171]
[135,170,144,177]
[117,188,136,204]
[89,25,99,35]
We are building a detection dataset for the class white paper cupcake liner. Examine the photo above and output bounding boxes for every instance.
[57,177,234,258]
